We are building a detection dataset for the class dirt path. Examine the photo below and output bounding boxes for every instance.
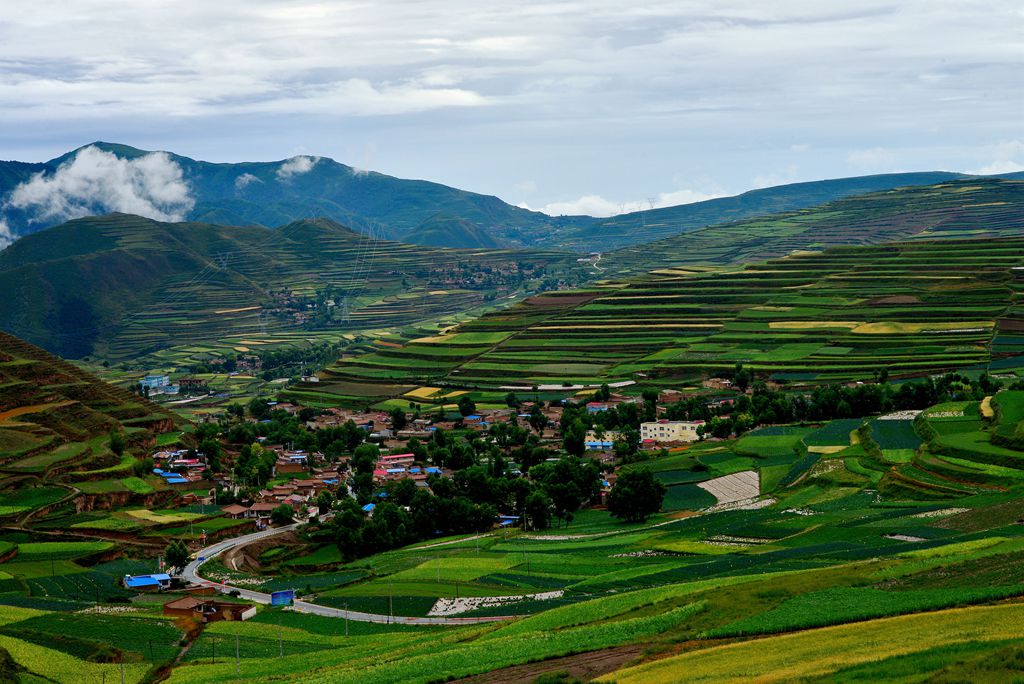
[456,645,646,683]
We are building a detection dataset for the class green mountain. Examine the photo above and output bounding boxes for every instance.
[404,214,505,248]
[3,142,1022,251]
[0,213,578,360]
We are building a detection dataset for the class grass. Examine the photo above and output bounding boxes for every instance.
[599,603,1024,684]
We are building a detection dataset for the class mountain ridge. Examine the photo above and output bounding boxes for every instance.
[2,142,1023,252]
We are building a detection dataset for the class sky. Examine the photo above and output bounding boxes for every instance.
[0,0,1022,217]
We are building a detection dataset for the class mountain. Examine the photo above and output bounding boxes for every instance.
[552,171,1008,251]
[601,177,1024,274]
[0,213,577,360]
[3,142,1023,252]
[404,214,505,249]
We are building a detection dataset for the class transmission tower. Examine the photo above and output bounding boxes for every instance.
[339,297,351,324]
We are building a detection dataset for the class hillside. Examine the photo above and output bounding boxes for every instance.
[0,330,174,498]
[0,213,579,360]
[3,143,1021,252]
[404,214,505,248]
[320,183,1024,402]
[600,177,1024,274]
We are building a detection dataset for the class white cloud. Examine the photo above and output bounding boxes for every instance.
[0,2,1021,197]
[6,145,194,223]
[752,165,800,189]
[276,155,319,181]
[968,140,1024,175]
[0,219,14,250]
[847,147,901,171]
[528,186,725,217]
[234,172,261,190]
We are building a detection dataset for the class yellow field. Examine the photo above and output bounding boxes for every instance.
[981,395,994,418]
[213,306,260,314]
[125,509,204,523]
[599,604,1024,684]
[851,321,993,334]
[404,387,442,400]
[807,445,848,454]
[769,321,861,330]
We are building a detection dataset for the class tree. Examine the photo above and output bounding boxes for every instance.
[271,504,294,525]
[524,489,552,530]
[108,431,126,457]
[528,404,548,432]
[733,363,752,393]
[562,420,586,457]
[458,395,477,417]
[606,468,666,523]
[389,407,408,430]
[248,397,271,420]
[504,392,521,408]
[165,539,189,571]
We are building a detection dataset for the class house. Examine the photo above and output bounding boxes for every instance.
[141,374,171,391]
[586,402,609,413]
[163,596,257,623]
[702,377,733,391]
[639,420,705,444]
[123,573,172,591]
[179,377,208,393]
[247,502,278,518]
[221,504,248,519]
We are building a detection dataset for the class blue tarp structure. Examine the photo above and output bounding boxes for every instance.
[124,573,171,589]
[362,503,376,512]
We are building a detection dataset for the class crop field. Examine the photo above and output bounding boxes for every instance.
[0,399,1023,680]
[328,234,1024,395]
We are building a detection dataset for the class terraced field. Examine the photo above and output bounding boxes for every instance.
[0,214,579,361]
[327,235,1024,395]
[602,178,1024,275]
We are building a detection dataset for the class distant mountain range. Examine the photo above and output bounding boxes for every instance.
[2,142,1021,252]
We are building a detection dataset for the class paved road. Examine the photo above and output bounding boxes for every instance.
[182,523,510,625]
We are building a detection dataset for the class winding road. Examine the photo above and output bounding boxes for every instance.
[182,523,510,625]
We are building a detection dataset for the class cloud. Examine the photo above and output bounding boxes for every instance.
[0,219,13,250]
[968,139,1024,175]
[528,186,725,217]
[234,172,261,190]
[6,145,194,223]
[752,165,800,189]
[0,2,1021,199]
[846,147,901,171]
[276,155,319,181]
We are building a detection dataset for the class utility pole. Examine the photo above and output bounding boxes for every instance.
[119,661,125,684]
[236,634,240,675]
[344,602,349,636]
[211,635,216,664]
[388,578,393,623]
[278,616,283,657]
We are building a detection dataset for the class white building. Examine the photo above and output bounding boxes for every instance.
[640,420,704,443]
